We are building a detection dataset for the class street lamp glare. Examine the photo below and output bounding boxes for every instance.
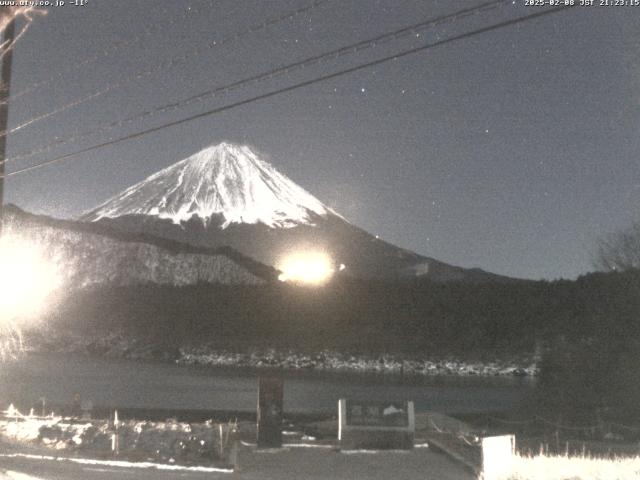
[278,251,335,285]
[0,235,61,321]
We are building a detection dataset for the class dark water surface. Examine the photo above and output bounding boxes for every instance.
[0,353,534,415]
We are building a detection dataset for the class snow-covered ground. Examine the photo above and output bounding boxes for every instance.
[0,471,44,480]
[0,407,236,467]
[505,453,640,480]
[25,331,539,378]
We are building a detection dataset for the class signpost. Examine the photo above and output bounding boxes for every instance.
[256,376,284,448]
[111,410,120,456]
[338,399,415,450]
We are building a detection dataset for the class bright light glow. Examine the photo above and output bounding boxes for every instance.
[0,236,61,321]
[278,252,335,285]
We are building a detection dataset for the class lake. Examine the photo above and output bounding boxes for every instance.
[0,353,534,416]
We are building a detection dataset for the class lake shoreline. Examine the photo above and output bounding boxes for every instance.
[23,330,539,378]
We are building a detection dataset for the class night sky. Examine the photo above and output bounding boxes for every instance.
[3,0,639,280]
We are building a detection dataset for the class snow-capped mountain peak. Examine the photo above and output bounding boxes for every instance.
[83,142,342,229]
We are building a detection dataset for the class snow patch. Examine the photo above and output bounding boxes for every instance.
[0,454,233,473]
[1,471,45,480]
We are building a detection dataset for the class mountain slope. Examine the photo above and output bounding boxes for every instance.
[84,142,341,229]
[83,142,512,282]
[2,204,277,289]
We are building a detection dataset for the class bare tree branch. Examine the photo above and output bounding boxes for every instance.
[595,222,640,272]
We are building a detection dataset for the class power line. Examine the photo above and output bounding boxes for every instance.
[9,0,215,102]
[2,0,513,167]
[0,0,330,140]
[2,5,574,179]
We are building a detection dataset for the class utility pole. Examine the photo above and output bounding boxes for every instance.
[0,17,15,236]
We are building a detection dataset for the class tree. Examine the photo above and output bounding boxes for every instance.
[595,222,640,272]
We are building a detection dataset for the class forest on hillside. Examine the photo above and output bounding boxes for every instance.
[40,268,638,354]
[33,267,640,420]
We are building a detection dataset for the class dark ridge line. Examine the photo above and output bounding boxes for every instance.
[3,204,280,283]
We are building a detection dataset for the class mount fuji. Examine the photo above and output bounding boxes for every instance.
[82,142,507,282]
[85,143,342,230]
